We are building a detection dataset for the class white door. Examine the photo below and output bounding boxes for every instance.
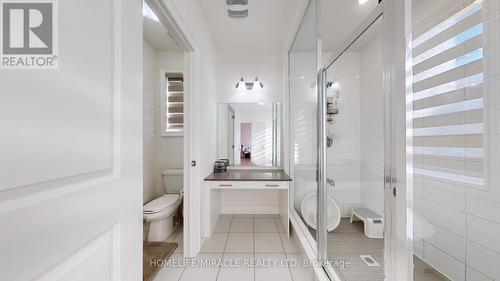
[0,1,142,281]
[233,112,241,165]
[227,107,235,164]
[251,121,267,166]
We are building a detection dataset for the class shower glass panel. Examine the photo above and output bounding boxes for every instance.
[289,0,319,245]
[323,15,385,281]
[411,0,500,280]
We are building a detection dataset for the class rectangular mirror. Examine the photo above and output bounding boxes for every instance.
[217,103,281,167]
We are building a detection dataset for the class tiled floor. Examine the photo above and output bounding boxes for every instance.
[308,218,385,281]
[152,215,314,281]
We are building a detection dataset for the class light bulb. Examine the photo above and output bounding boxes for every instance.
[253,77,263,89]
[236,77,245,89]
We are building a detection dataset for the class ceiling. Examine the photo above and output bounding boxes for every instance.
[197,0,301,51]
[289,0,379,53]
[348,15,382,52]
[321,0,379,52]
[230,103,273,110]
[143,17,184,51]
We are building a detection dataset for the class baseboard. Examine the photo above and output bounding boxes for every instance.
[221,207,279,214]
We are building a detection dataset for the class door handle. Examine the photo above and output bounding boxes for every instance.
[327,178,335,187]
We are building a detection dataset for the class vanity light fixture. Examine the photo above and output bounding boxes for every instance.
[253,77,264,89]
[235,77,264,90]
[235,77,245,89]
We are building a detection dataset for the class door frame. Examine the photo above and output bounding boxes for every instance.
[382,0,413,280]
[145,0,201,257]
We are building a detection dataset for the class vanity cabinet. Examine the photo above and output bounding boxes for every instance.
[205,170,291,236]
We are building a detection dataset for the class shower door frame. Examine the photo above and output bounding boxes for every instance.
[286,0,413,280]
[316,0,414,280]
[317,5,385,280]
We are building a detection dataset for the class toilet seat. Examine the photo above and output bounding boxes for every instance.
[143,194,180,214]
[300,193,341,232]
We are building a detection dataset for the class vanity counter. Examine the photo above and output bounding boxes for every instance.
[204,169,292,182]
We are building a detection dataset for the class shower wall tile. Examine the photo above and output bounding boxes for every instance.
[413,1,500,280]
[485,104,500,135]
[466,214,500,253]
[484,76,499,106]
[414,175,424,197]
[466,241,500,281]
[466,189,500,224]
[424,200,466,236]
[423,178,466,210]
[466,266,492,281]
[414,236,424,258]
[485,163,500,193]
[424,223,466,262]
[424,242,466,281]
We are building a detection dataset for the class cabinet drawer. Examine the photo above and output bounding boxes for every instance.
[210,181,288,190]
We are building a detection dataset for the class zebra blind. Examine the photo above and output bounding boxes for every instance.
[163,72,184,135]
[412,0,484,187]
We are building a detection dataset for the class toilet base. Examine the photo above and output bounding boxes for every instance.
[147,213,175,241]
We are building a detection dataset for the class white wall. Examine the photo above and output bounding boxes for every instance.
[325,52,362,217]
[217,104,229,160]
[217,50,283,103]
[164,0,219,239]
[289,52,318,213]
[155,51,184,192]
[359,34,384,215]
[411,1,500,280]
[142,43,184,203]
[143,40,158,204]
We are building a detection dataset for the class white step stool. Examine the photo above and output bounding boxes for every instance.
[350,208,384,239]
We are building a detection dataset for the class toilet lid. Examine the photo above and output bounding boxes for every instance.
[143,194,180,213]
[300,193,341,232]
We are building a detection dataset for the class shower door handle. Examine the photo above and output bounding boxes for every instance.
[317,67,328,261]
[327,178,335,187]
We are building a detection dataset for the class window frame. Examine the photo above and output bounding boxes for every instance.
[160,69,185,137]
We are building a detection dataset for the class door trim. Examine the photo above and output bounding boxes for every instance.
[382,0,413,280]
[146,0,201,257]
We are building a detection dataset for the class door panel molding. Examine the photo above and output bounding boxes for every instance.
[0,0,142,280]
[34,224,121,281]
[0,0,122,210]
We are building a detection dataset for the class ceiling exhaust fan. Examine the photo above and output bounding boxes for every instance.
[226,0,248,18]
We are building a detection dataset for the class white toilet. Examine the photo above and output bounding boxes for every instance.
[144,169,183,241]
[301,193,341,232]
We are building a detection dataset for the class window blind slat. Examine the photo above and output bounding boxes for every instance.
[164,72,184,134]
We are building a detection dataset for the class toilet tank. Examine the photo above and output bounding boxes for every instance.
[162,169,183,194]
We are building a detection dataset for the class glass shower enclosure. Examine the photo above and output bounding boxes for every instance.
[290,0,500,281]
[289,0,385,280]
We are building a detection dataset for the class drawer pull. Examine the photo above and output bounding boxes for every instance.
[265,184,279,187]
[219,184,233,187]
